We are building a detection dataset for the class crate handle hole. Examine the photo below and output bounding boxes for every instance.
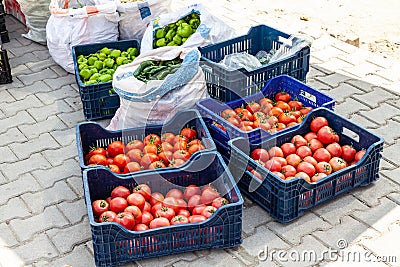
[342,127,360,143]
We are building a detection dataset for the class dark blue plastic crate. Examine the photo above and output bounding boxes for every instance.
[76,109,216,176]
[199,24,311,102]
[72,39,140,120]
[197,75,335,156]
[228,107,384,222]
[83,152,243,266]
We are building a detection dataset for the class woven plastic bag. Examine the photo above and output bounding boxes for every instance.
[107,46,208,130]
[141,3,235,52]
[117,0,171,41]
[46,0,119,73]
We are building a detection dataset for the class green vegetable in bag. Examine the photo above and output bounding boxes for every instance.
[156,38,167,47]
[155,28,166,39]
[127,47,139,57]
[173,35,182,45]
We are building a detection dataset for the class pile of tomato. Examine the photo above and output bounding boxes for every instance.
[85,127,206,174]
[249,116,366,183]
[92,183,229,231]
[218,91,313,133]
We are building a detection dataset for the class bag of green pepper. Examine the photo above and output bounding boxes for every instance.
[141,3,236,52]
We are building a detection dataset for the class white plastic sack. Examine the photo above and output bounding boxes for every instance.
[46,0,119,73]
[117,0,171,41]
[17,0,50,44]
[141,3,236,52]
[107,46,208,130]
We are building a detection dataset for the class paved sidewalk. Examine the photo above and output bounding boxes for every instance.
[1,1,400,266]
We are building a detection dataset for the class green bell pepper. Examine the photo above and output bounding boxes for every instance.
[90,68,98,75]
[189,18,200,29]
[100,47,111,55]
[104,58,114,68]
[127,47,139,57]
[110,49,121,58]
[89,73,100,81]
[94,60,104,71]
[99,74,112,83]
[77,57,88,65]
[156,38,167,47]
[84,80,98,85]
[78,63,89,71]
[121,51,129,58]
[155,28,166,39]
[79,68,91,80]
[116,57,127,66]
[165,29,176,41]
[173,35,182,45]
[177,24,193,38]
[87,56,97,66]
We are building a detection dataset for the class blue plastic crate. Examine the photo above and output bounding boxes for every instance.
[83,152,243,266]
[228,107,384,222]
[76,109,216,176]
[196,75,336,156]
[72,39,140,120]
[199,24,311,102]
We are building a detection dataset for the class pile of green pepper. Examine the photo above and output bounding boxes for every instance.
[133,57,183,83]
[77,47,139,85]
[153,12,200,48]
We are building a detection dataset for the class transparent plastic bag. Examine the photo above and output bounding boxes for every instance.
[219,52,262,72]
[267,34,312,64]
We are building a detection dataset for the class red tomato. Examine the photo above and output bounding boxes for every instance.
[297,162,316,178]
[254,111,268,122]
[140,153,159,169]
[155,207,175,221]
[275,91,291,102]
[158,151,173,165]
[171,215,189,225]
[291,135,308,148]
[173,140,188,151]
[313,148,332,163]
[173,135,188,146]
[268,146,284,158]
[143,201,151,212]
[317,126,336,145]
[176,198,187,210]
[108,164,121,173]
[281,165,297,178]
[280,142,296,157]
[269,107,284,117]
[259,97,273,107]
[250,169,263,180]
[311,173,327,183]
[173,150,191,161]
[133,184,151,201]
[296,145,312,159]
[201,184,217,193]
[354,150,366,162]
[143,144,158,155]
[237,109,254,122]
[286,154,302,167]
[315,162,333,175]
[106,197,112,205]
[184,185,201,201]
[221,109,237,119]
[110,197,128,213]
[124,162,141,173]
[212,197,229,209]
[308,138,324,152]
[304,132,318,142]
[169,158,186,167]
[88,147,107,158]
[89,154,107,166]
[180,127,197,141]
[341,145,357,162]
[99,210,117,223]
[107,141,125,158]
[295,172,311,182]
[151,202,163,217]
[288,100,303,111]
[275,101,291,112]
[144,134,162,146]
[271,156,287,167]
[188,144,205,154]
[254,120,272,131]
[106,158,114,165]
[161,133,176,144]
[187,194,202,211]
[125,140,144,151]
[202,206,217,218]
[187,139,202,147]
[162,197,180,213]
[329,157,348,172]
[247,102,261,113]
[275,123,287,131]
[188,215,207,223]
[264,159,282,172]
[166,189,184,199]
[278,112,296,125]
[273,171,286,180]
[149,192,164,206]
[291,111,302,119]
[92,200,109,217]
[133,223,149,231]
[141,211,154,226]
[192,204,206,215]
[111,186,131,199]
[124,206,142,224]
[227,116,241,127]
[148,161,166,169]
[149,217,170,229]
[303,156,318,167]
[326,142,342,158]
[127,193,146,210]
[113,154,130,171]
[126,148,142,163]
[310,117,329,133]
[251,148,270,162]
[300,107,312,116]
[177,209,191,217]
[201,188,220,205]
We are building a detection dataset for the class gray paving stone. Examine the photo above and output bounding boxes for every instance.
[0,146,18,163]
[18,68,59,86]
[267,212,331,245]
[36,85,79,105]
[381,168,400,185]
[321,83,364,103]
[33,244,95,267]
[313,216,379,250]
[42,142,77,166]
[305,79,331,91]
[27,100,74,122]
[315,73,352,88]
[1,94,44,117]
[64,96,84,111]
[316,58,354,74]
[379,158,397,170]
[32,158,80,188]
[32,50,52,60]
[345,79,375,93]
[139,251,198,267]
[50,128,77,146]
[13,233,59,263]
[9,133,59,160]
[0,90,15,103]
[44,75,76,90]
[0,197,31,223]
[349,114,380,129]
[58,110,86,128]
[7,81,53,101]
[362,73,393,88]
[336,48,371,66]
[11,64,33,76]
[381,142,400,166]
[368,120,400,145]
[0,223,18,247]
[313,194,368,225]
[0,171,7,184]
[307,66,327,79]
[375,62,400,83]
[25,58,57,72]
[384,81,400,95]
[18,116,68,140]
[0,111,35,134]
[0,246,26,267]
[388,192,400,205]
[0,128,27,146]
[172,249,245,267]
[66,176,85,197]
[21,180,78,213]
[8,42,48,58]
[10,205,69,242]
[341,61,382,79]
[242,225,290,259]
[9,53,40,69]
[49,65,69,77]
[359,103,400,125]
[242,205,273,235]
[352,177,400,207]
[0,153,51,182]
[334,97,370,118]
[352,197,400,233]
[353,87,399,109]
[57,198,87,224]
[311,46,346,62]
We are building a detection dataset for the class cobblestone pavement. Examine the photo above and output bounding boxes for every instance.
[1,1,400,266]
